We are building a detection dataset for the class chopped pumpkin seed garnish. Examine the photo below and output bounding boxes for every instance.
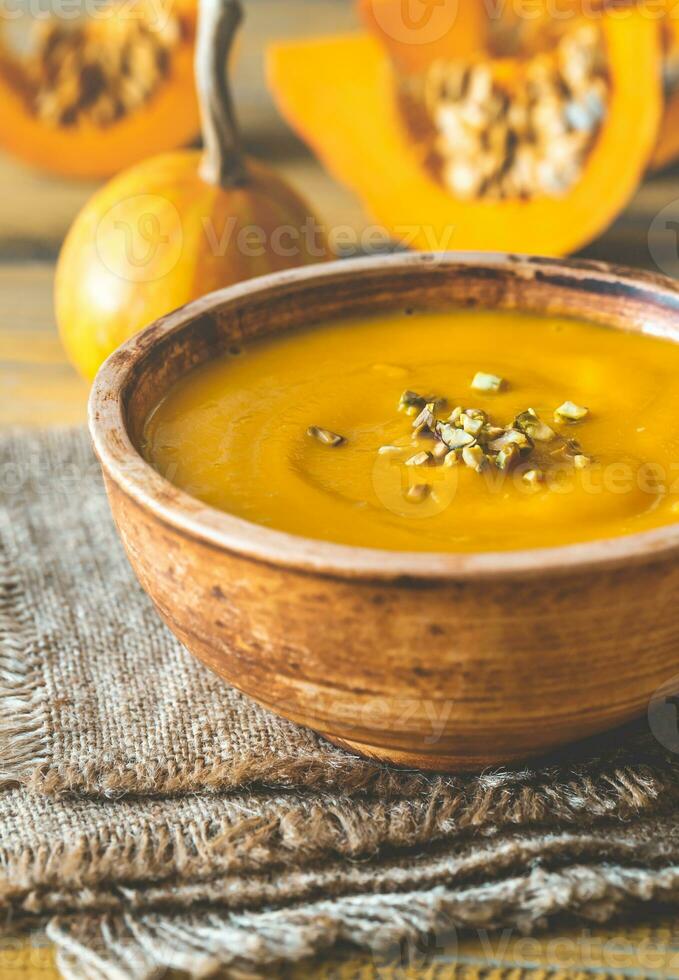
[554,401,589,422]
[488,429,532,453]
[379,374,594,487]
[398,390,426,415]
[515,408,556,442]
[496,444,520,471]
[471,371,505,393]
[406,483,431,502]
[522,468,544,486]
[405,450,433,466]
[462,414,484,436]
[307,425,345,447]
[531,421,557,442]
[412,405,436,433]
[437,424,476,449]
[399,390,446,416]
[462,444,487,472]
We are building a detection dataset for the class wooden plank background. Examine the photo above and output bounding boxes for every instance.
[3,1,679,975]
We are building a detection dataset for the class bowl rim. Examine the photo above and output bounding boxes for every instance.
[89,250,679,581]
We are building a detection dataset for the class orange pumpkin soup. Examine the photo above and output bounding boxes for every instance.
[142,309,679,552]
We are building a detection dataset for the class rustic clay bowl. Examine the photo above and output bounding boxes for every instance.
[89,252,679,771]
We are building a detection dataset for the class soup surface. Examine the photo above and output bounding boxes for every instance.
[142,309,679,552]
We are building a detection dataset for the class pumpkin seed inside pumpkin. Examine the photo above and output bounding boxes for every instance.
[409,22,609,203]
[0,6,183,129]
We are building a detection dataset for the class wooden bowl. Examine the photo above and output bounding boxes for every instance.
[89,252,679,771]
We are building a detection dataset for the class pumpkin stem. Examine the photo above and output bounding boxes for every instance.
[197,0,248,188]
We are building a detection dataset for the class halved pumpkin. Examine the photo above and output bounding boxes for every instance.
[0,0,199,178]
[268,8,662,255]
[361,0,679,173]
[357,0,485,73]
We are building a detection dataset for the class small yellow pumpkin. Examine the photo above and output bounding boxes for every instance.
[56,0,325,381]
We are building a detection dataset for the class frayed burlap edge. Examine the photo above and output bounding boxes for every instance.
[9,818,679,923]
[21,717,678,802]
[3,775,678,923]
[20,751,679,846]
[46,864,679,980]
[0,512,48,787]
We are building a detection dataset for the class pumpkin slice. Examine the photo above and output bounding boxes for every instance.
[268,9,662,255]
[357,0,485,73]
[0,0,199,178]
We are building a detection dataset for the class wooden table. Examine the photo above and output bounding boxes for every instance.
[3,1,679,975]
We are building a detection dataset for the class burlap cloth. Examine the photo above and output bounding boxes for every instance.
[2,427,679,978]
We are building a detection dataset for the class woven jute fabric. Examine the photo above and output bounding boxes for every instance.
[2,427,679,979]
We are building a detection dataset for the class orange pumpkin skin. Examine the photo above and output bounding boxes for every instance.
[651,15,679,170]
[653,95,679,170]
[0,2,200,179]
[55,151,326,380]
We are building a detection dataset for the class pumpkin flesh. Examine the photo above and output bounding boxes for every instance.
[357,0,485,73]
[268,12,662,255]
[0,1,200,178]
